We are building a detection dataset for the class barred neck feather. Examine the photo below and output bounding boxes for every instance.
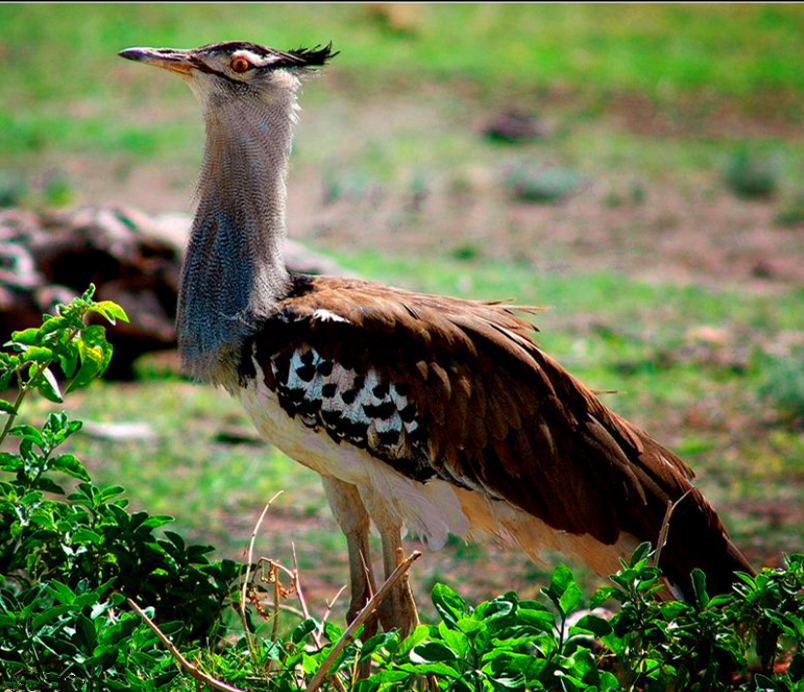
[178,89,298,380]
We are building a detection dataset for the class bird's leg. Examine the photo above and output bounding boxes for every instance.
[321,476,379,639]
[360,489,419,638]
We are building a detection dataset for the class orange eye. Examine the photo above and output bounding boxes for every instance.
[230,57,251,73]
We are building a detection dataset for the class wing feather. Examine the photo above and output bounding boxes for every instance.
[244,274,752,597]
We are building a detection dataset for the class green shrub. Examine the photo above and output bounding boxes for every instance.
[759,346,804,423]
[0,172,27,208]
[505,162,587,204]
[775,193,804,227]
[723,147,781,200]
[0,286,240,690]
[166,547,803,692]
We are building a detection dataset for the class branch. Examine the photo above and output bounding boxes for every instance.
[304,550,422,692]
[651,488,693,569]
[127,597,251,692]
[240,493,282,662]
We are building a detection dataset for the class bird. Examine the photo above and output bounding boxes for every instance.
[118,41,753,636]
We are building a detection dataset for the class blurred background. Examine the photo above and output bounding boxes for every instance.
[1,4,803,618]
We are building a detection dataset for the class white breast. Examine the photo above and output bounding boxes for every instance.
[237,359,642,577]
[238,363,469,548]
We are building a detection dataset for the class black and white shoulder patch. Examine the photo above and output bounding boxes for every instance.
[263,344,435,483]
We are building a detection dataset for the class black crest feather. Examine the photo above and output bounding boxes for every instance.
[281,42,338,69]
[196,40,337,71]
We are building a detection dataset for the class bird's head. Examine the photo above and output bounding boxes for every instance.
[118,41,336,108]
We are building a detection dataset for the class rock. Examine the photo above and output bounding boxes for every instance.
[482,110,549,144]
[0,205,351,379]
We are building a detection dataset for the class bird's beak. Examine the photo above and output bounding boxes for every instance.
[118,46,196,75]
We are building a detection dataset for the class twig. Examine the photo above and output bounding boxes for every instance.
[316,585,349,692]
[251,600,307,620]
[127,597,250,692]
[651,488,693,568]
[305,550,422,692]
[240,493,282,662]
[287,545,348,692]
[291,542,317,645]
[271,562,282,644]
[321,584,347,638]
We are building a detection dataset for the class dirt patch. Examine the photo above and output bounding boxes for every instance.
[286,170,804,294]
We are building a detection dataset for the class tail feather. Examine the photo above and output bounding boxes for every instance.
[628,433,755,598]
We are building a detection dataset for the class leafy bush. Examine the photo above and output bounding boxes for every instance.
[156,546,803,691]
[723,147,781,200]
[759,346,804,423]
[0,171,27,208]
[505,161,588,204]
[775,193,804,227]
[0,287,240,690]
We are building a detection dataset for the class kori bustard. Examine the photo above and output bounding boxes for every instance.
[119,41,753,635]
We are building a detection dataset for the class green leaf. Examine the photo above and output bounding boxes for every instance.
[56,342,79,378]
[543,564,581,614]
[569,614,613,638]
[94,301,129,324]
[0,452,23,471]
[32,604,74,630]
[40,315,68,334]
[368,670,409,685]
[486,672,526,691]
[359,632,396,661]
[432,583,466,627]
[397,624,430,656]
[0,399,17,415]
[478,595,515,623]
[99,485,125,501]
[517,606,555,631]
[51,454,90,481]
[548,564,575,599]
[76,613,97,651]
[410,641,459,664]
[36,367,63,403]
[438,620,470,657]
[72,528,102,544]
[291,617,318,644]
[47,580,77,605]
[560,582,582,614]
[68,339,104,391]
[20,345,53,363]
[32,477,65,495]
[398,660,460,677]
[456,616,486,635]
[485,651,547,681]
[10,328,40,346]
[9,424,43,445]
[597,670,620,692]
[142,514,174,529]
[691,568,709,608]
[629,542,654,567]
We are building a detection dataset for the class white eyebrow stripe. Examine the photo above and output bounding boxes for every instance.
[231,49,271,67]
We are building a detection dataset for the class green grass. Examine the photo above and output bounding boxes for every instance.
[2,5,804,162]
[3,4,804,216]
[2,4,803,103]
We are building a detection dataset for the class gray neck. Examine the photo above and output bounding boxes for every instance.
[177,92,296,380]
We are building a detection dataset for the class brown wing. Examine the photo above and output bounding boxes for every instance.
[242,274,752,597]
